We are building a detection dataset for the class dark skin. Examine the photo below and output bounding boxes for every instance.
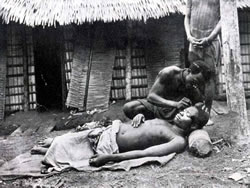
[123,66,206,126]
[184,0,221,111]
[89,106,204,167]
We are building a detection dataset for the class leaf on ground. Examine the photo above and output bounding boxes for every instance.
[228,172,246,181]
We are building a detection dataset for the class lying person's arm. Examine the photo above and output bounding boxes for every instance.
[89,136,186,167]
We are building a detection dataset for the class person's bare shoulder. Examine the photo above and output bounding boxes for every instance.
[158,66,181,80]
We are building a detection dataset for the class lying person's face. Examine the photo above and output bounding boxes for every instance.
[174,106,198,130]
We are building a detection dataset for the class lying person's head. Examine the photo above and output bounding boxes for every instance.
[185,60,212,89]
[174,104,209,133]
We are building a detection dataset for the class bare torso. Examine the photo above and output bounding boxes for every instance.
[149,66,185,101]
[116,119,183,153]
[148,66,203,105]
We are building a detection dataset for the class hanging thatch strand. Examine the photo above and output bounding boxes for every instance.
[0,0,249,27]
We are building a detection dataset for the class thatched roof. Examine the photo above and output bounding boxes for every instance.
[0,0,249,27]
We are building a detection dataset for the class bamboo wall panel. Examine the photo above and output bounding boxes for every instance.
[26,27,36,110]
[110,50,126,100]
[131,49,148,99]
[218,10,250,94]
[87,24,115,110]
[5,24,36,112]
[111,48,148,100]
[65,26,90,110]
[0,24,7,119]
[63,25,75,91]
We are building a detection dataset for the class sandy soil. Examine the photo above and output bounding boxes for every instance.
[0,100,250,188]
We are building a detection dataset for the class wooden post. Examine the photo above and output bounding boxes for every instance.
[60,28,67,111]
[0,24,7,120]
[125,21,132,101]
[22,26,29,112]
[220,0,250,137]
[83,24,95,110]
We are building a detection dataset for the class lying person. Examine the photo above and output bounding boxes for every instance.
[31,105,208,171]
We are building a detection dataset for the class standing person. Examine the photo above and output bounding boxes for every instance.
[123,60,211,127]
[184,0,221,112]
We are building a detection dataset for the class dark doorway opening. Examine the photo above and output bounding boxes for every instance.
[33,28,63,110]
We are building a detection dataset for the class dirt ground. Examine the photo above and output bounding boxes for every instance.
[0,100,250,188]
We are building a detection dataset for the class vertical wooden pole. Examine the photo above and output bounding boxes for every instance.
[220,0,249,136]
[125,21,132,100]
[0,24,7,120]
[22,26,29,112]
[60,28,67,111]
[84,24,95,110]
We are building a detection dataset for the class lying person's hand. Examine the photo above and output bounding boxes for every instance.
[89,154,110,167]
[176,97,192,110]
[132,114,145,128]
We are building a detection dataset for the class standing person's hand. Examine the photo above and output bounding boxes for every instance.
[176,97,192,110]
[132,114,145,128]
[187,35,200,47]
[196,37,210,48]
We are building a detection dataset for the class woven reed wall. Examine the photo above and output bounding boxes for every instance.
[5,24,36,112]
[145,15,185,90]
[65,26,90,110]
[0,24,7,119]
[87,24,115,110]
[218,9,250,95]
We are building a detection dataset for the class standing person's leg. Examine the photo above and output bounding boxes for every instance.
[203,40,221,112]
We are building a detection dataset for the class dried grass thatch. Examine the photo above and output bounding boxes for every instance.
[238,0,250,8]
[0,0,186,26]
[0,0,249,27]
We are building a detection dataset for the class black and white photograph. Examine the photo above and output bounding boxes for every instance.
[0,0,250,187]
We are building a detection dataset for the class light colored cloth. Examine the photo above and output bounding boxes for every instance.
[96,120,120,154]
[42,130,93,172]
[42,120,121,172]
[0,120,176,178]
[187,0,220,39]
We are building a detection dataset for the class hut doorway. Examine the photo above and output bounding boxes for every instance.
[33,28,63,110]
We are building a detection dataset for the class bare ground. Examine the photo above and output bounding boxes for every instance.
[0,100,250,188]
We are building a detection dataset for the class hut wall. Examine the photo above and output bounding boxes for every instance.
[62,25,75,91]
[87,24,115,110]
[111,49,126,100]
[0,24,7,119]
[65,26,90,110]
[111,48,148,100]
[146,15,186,89]
[218,9,250,96]
[110,22,148,101]
[5,24,36,112]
